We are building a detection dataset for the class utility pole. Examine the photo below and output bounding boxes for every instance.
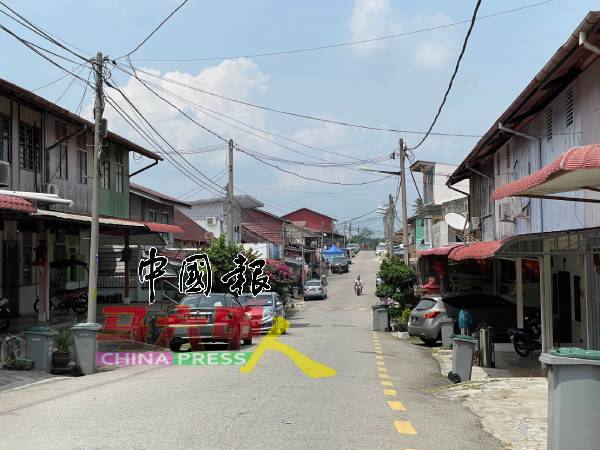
[399,138,410,265]
[300,226,305,286]
[227,138,234,243]
[387,194,394,257]
[87,52,104,323]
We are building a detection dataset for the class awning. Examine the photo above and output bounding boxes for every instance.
[0,194,36,213]
[144,222,183,234]
[448,240,504,261]
[493,145,600,201]
[417,244,463,258]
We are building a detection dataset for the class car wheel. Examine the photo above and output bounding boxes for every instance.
[169,340,182,352]
[228,327,241,351]
[243,334,253,346]
[421,337,438,346]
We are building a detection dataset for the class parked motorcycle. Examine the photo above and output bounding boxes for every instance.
[0,297,10,332]
[508,314,541,357]
[34,288,88,315]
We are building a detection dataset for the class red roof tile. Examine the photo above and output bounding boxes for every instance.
[173,209,213,245]
[417,244,463,258]
[0,195,36,213]
[448,240,503,261]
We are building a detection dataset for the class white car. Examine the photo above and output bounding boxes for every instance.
[375,246,386,256]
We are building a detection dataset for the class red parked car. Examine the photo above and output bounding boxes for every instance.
[166,293,253,352]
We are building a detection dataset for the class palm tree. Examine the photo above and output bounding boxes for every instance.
[412,198,423,214]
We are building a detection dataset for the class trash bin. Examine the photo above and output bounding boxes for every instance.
[448,334,477,383]
[292,286,299,299]
[372,304,390,332]
[540,347,600,450]
[24,327,58,373]
[71,322,103,375]
[440,319,455,349]
[478,326,495,368]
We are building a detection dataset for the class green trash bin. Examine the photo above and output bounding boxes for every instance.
[24,327,58,373]
[448,334,478,383]
[72,323,103,375]
[540,347,600,450]
[372,304,389,332]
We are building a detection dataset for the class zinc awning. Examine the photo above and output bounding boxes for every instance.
[0,194,36,213]
[144,222,183,234]
[448,240,504,261]
[417,244,463,258]
[492,145,600,202]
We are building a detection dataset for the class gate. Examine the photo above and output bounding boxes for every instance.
[2,240,20,317]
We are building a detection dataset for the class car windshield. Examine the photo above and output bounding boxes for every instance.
[415,299,437,311]
[305,280,321,286]
[238,294,273,306]
[180,294,227,307]
[333,257,346,263]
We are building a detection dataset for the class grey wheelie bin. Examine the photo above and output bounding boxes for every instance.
[24,327,58,372]
[71,322,102,375]
[448,334,477,383]
[540,347,600,450]
[440,319,455,349]
[372,304,390,332]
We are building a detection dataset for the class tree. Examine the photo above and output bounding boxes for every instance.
[375,255,417,307]
[412,197,424,215]
[200,236,258,294]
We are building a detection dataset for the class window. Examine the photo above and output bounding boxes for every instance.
[77,150,88,184]
[76,132,87,149]
[545,108,553,141]
[147,209,157,222]
[505,142,511,171]
[115,148,124,193]
[19,123,40,171]
[565,88,574,128]
[496,152,501,175]
[480,176,494,216]
[0,114,9,162]
[55,120,67,141]
[101,155,110,189]
[161,212,169,224]
[58,143,68,179]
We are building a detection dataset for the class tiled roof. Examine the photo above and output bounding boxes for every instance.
[0,195,36,213]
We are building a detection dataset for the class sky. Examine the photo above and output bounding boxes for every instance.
[0,0,598,235]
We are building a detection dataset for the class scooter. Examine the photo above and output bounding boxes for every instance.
[0,297,10,332]
[508,315,541,357]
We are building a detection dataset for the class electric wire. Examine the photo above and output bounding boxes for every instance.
[129,0,557,62]
[409,0,482,151]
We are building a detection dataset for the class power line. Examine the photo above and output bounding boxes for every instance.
[409,0,482,151]
[113,62,481,138]
[118,0,189,59]
[129,0,557,62]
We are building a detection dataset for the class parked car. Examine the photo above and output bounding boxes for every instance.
[167,293,253,351]
[347,243,360,254]
[238,292,285,334]
[393,245,404,257]
[345,249,353,263]
[375,243,386,256]
[407,292,539,345]
[330,256,349,273]
[303,279,327,300]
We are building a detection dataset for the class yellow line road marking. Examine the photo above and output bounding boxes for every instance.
[376,355,383,360]
[387,400,406,411]
[384,389,397,396]
[394,420,417,435]
[379,373,390,379]
[375,350,382,354]
[378,367,388,372]
[381,380,393,386]
[376,361,385,366]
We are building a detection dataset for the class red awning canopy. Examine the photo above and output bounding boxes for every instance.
[417,244,463,258]
[0,195,36,213]
[448,240,504,261]
[493,145,600,201]
[144,222,183,234]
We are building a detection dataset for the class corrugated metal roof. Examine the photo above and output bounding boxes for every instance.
[0,194,36,213]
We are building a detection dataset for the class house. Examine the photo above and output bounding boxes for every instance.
[0,77,169,319]
[445,11,600,352]
[187,195,263,243]
[241,208,287,259]
[172,208,213,249]
[282,208,337,248]
[410,161,469,251]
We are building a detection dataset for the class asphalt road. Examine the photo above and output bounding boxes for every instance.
[0,252,500,450]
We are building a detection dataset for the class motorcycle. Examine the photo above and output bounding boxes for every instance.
[508,314,541,357]
[34,288,88,315]
[0,297,10,332]
[354,282,363,296]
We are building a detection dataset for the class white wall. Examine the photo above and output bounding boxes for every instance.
[433,163,469,204]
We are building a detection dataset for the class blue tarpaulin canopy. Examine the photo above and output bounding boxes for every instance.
[324,245,344,255]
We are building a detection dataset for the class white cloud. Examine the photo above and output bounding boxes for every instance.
[348,1,458,69]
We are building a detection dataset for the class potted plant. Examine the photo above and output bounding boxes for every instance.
[51,328,72,369]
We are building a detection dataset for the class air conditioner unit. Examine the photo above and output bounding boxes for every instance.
[0,160,9,187]
[498,202,515,223]
[39,183,60,196]
[470,216,481,230]
[206,216,217,226]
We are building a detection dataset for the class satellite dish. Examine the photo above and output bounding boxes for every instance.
[445,213,469,231]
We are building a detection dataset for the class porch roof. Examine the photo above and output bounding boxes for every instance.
[448,240,504,261]
[492,144,600,200]
[0,194,36,213]
[417,243,463,257]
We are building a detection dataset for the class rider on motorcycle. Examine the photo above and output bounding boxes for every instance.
[354,275,363,290]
